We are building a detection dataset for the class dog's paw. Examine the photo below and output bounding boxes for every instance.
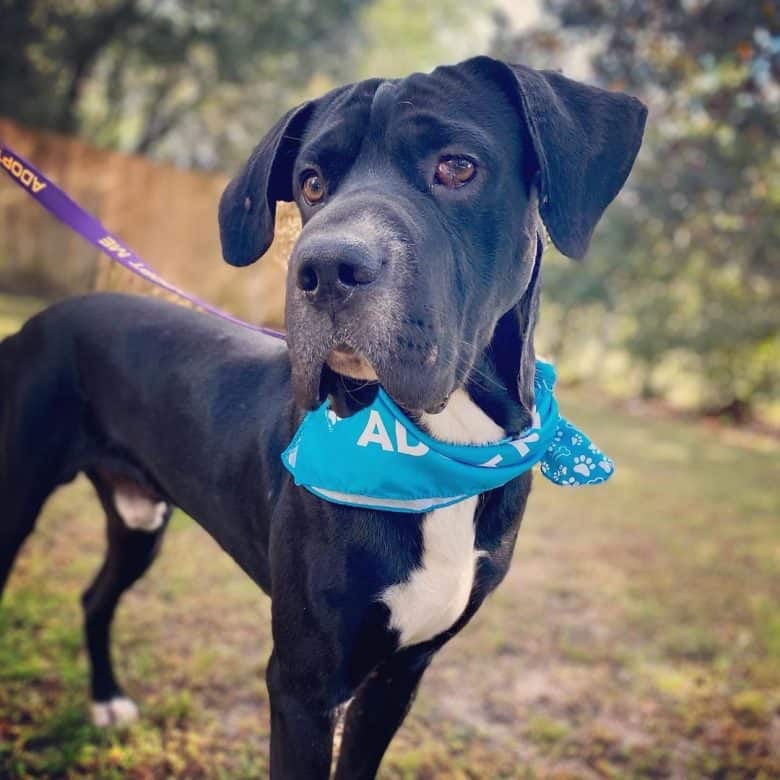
[91,696,139,728]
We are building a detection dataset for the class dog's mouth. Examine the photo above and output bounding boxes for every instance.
[318,363,380,418]
[290,328,455,417]
[317,346,380,418]
[326,345,379,383]
[306,346,436,419]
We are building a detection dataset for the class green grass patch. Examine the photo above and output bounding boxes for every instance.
[0,292,46,338]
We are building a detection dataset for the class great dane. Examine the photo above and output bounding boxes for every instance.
[0,56,646,777]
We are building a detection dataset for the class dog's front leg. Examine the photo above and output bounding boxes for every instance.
[333,647,432,779]
[266,648,336,778]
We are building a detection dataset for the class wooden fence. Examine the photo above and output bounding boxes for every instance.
[0,118,297,328]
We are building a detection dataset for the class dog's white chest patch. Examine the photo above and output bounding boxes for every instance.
[382,497,481,647]
[381,389,504,648]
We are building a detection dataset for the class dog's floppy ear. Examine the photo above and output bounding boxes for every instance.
[219,101,315,267]
[473,57,647,260]
[513,63,647,259]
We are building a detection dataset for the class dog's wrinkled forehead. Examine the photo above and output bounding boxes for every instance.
[219,55,647,269]
[297,79,381,171]
[299,64,518,181]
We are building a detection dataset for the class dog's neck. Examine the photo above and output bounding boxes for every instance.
[418,309,532,445]
[464,235,542,437]
[462,305,537,437]
[420,388,505,445]
[321,295,535,444]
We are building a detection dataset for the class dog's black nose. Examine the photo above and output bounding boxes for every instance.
[295,245,382,306]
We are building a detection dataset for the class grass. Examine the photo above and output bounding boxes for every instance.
[1,295,778,778]
[0,293,46,338]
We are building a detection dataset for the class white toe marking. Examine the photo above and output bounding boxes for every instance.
[91,701,113,728]
[91,696,139,728]
[382,390,505,648]
[109,696,140,724]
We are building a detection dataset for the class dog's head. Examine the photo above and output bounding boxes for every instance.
[219,56,646,424]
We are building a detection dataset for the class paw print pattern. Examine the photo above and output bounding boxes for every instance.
[541,462,569,482]
[540,414,615,487]
[506,362,614,488]
[573,455,595,477]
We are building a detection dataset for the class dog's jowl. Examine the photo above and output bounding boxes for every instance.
[0,56,645,778]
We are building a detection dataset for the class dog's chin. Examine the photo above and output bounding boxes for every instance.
[289,347,380,417]
[316,348,379,418]
[317,365,379,418]
[326,348,379,383]
[292,345,452,418]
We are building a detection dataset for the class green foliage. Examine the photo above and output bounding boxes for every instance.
[0,0,490,168]
[0,293,46,338]
[0,0,369,166]
[350,0,489,80]
[2,1,776,416]
[495,0,780,418]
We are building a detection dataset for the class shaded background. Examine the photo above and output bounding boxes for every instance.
[2,0,778,423]
[0,2,778,778]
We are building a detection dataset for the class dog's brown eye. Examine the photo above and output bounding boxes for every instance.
[302,173,326,205]
[434,156,476,188]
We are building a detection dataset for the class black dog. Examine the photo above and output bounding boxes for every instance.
[0,56,645,778]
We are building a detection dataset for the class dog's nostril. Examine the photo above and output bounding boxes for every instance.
[296,251,380,298]
[298,264,318,292]
[339,260,380,287]
[338,263,358,287]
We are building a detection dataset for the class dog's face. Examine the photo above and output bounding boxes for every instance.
[220,56,646,415]
[285,66,539,414]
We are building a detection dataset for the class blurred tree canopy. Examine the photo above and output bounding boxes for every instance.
[0,0,482,168]
[494,0,780,420]
[1,0,777,420]
[0,0,369,166]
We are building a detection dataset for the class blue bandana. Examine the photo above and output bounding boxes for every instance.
[282,360,614,513]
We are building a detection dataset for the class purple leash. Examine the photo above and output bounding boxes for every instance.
[0,140,285,340]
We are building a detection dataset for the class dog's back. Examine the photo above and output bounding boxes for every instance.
[0,293,296,722]
[0,293,293,595]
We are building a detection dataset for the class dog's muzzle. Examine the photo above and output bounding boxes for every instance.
[294,240,384,311]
